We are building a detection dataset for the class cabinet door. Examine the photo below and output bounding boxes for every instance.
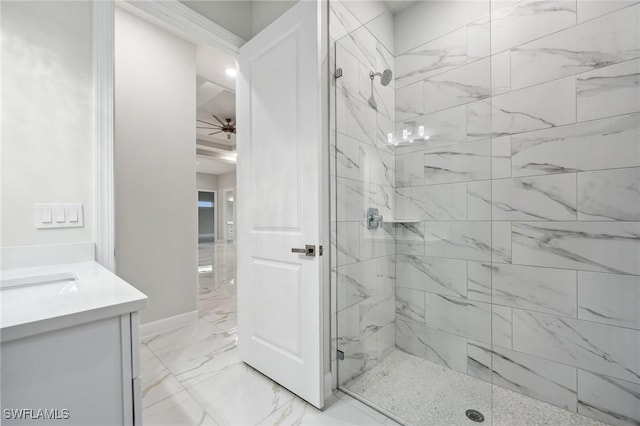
[1,316,129,425]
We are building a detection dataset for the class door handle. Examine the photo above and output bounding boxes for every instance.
[291,244,316,257]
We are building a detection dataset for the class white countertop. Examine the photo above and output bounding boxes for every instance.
[1,261,148,342]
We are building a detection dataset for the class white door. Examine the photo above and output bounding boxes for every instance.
[236,1,326,409]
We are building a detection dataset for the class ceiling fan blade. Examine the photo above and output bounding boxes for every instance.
[197,126,218,129]
[211,114,226,126]
[197,119,219,127]
[208,131,223,136]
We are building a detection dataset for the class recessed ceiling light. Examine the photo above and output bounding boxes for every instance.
[225,68,237,77]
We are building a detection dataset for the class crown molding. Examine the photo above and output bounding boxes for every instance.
[117,0,246,54]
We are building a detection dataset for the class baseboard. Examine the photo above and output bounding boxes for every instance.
[1,242,95,270]
[139,310,199,338]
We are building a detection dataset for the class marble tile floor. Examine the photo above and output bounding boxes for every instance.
[141,242,398,426]
[344,350,610,426]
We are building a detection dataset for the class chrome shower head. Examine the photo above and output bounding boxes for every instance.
[370,69,393,86]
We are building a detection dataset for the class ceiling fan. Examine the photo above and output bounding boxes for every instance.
[197,114,236,140]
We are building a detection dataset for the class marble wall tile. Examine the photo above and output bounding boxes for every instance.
[396,287,426,324]
[425,221,492,262]
[424,292,492,343]
[377,322,395,361]
[395,151,423,187]
[395,183,467,220]
[491,0,577,54]
[396,81,423,120]
[492,305,513,349]
[492,221,513,264]
[395,222,425,255]
[577,369,640,426]
[341,0,389,29]
[396,319,469,373]
[511,113,640,177]
[369,183,394,219]
[492,264,578,317]
[466,100,492,141]
[336,221,360,266]
[330,1,362,42]
[337,258,380,311]
[492,174,578,221]
[424,140,492,185]
[577,59,640,122]
[376,112,396,151]
[467,180,492,220]
[393,0,488,56]
[578,167,640,221]
[336,46,361,101]
[339,24,377,71]
[466,18,490,62]
[512,221,640,275]
[360,289,395,339]
[491,77,577,136]
[492,136,512,179]
[360,222,395,260]
[467,261,492,302]
[468,342,578,411]
[578,271,640,330]
[395,27,468,88]
[396,254,468,298]
[336,90,376,145]
[336,177,365,221]
[512,309,640,383]
[577,0,640,23]
[336,132,364,182]
[337,304,379,385]
[491,51,511,96]
[398,105,468,148]
[422,57,491,114]
[510,5,640,90]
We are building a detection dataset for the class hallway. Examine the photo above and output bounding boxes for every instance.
[140,242,395,425]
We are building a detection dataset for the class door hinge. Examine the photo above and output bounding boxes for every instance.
[319,245,323,256]
[337,350,345,360]
[335,68,343,79]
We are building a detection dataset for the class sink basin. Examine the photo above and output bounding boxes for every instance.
[1,273,82,298]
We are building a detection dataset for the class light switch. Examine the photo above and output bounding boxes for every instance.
[67,208,78,223]
[35,203,83,229]
[41,208,52,223]
[55,207,66,223]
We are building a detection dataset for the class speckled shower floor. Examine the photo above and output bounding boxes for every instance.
[343,350,609,426]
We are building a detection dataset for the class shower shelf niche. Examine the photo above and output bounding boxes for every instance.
[385,219,420,224]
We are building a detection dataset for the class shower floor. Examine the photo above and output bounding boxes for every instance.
[342,350,608,426]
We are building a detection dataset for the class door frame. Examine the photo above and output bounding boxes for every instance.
[197,189,218,243]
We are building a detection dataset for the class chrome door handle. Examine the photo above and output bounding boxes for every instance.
[291,245,316,257]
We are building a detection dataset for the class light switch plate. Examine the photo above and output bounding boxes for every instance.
[34,203,84,229]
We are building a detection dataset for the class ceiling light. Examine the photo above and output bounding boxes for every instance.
[225,68,237,77]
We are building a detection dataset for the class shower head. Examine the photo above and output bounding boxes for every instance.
[370,69,393,86]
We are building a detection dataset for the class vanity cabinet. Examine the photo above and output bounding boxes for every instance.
[1,313,142,426]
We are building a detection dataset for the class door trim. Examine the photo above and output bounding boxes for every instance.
[95,0,116,271]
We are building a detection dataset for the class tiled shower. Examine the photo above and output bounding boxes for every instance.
[330,1,640,425]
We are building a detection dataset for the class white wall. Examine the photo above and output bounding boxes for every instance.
[196,172,218,191]
[216,171,236,240]
[1,1,95,248]
[115,8,198,324]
